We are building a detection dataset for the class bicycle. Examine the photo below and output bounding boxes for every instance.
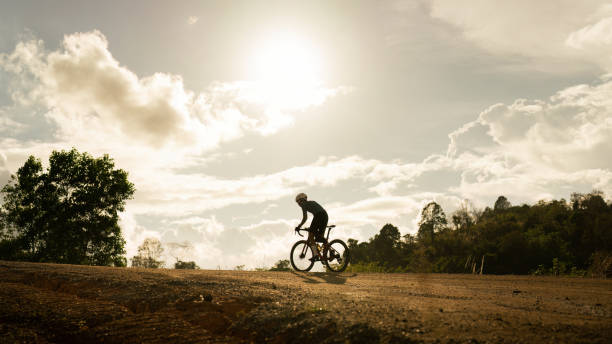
[290,225,350,272]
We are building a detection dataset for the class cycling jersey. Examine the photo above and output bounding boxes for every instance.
[299,200,327,217]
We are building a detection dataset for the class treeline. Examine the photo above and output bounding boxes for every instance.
[348,192,612,276]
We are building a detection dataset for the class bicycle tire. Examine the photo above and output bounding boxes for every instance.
[323,239,350,272]
[290,240,315,272]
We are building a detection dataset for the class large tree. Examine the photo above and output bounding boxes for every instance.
[0,148,134,266]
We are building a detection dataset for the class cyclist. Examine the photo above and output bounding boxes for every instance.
[295,193,328,259]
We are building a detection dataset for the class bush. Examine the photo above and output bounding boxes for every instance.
[270,259,291,271]
[174,260,199,269]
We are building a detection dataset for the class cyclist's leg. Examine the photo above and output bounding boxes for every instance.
[307,231,320,260]
[310,214,323,242]
[307,230,315,242]
[314,213,328,243]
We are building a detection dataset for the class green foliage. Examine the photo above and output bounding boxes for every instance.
[0,148,134,266]
[269,259,291,271]
[175,260,199,269]
[131,238,164,268]
[347,191,612,275]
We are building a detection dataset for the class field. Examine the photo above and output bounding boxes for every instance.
[1,261,611,343]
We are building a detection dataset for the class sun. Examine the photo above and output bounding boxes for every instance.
[252,33,322,87]
[242,32,331,117]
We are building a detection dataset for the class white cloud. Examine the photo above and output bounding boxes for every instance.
[126,155,384,216]
[427,0,611,71]
[0,30,347,152]
[0,113,24,134]
[187,16,199,25]
[368,180,399,196]
[331,196,420,228]
[445,75,612,201]
[566,15,612,71]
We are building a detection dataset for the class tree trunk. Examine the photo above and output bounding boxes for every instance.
[479,255,485,275]
[465,255,472,270]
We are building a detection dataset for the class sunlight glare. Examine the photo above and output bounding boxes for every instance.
[253,33,322,85]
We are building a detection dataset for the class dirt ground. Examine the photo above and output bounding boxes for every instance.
[0,261,610,343]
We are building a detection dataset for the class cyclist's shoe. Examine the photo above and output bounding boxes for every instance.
[309,256,320,263]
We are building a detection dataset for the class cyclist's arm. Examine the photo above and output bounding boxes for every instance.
[296,208,307,228]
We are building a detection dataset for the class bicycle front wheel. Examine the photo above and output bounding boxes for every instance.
[290,240,315,272]
[323,239,350,272]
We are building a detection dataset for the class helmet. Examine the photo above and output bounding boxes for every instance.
[295,193,307,202]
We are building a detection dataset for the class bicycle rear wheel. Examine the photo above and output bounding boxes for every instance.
[323,239,350,272]
[290,240,315,272]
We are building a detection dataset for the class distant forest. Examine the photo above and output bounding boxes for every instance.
[347,191,612,276]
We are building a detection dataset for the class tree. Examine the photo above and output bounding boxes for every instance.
[451,204,475,232]
[494,196,511,211]
[131,238,164,268]
[417,202,447,244]
[0,149,134,266]
[371,224,401,265]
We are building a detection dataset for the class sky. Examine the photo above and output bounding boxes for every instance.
[1,0,612,269]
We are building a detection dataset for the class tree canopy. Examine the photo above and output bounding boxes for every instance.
[0,148,134,266]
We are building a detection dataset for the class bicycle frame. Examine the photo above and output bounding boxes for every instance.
[297,225,336,260]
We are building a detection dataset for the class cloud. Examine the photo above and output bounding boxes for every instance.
[126,155,383,216]
[0,31,347,152]
[566,15,612,70]
[445,75,612,201]
[330,196,421,228]
[187,16,199,25]
[427,0,611,71]
[146,216,297,269]
[0,114,24,134]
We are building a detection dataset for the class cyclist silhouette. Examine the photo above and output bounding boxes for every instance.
[294,193,328,244]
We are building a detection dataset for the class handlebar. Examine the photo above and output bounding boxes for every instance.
[295,225,335,238]
[295,227,312,237]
